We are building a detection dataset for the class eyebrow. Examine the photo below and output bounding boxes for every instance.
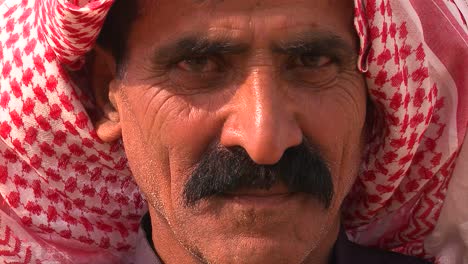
[152,36,250,64]
[151,31,356,65]
[272,32,356,62]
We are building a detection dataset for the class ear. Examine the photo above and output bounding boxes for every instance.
[90,45,122,142]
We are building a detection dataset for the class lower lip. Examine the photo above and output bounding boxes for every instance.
[218,193,298,207]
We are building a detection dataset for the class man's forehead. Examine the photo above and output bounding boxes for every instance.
[139,0,350,8]
[129,0,356,47]
[136,0,353,22]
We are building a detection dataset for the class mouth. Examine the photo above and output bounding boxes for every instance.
[223,183,290,196]
[218,184,299,207]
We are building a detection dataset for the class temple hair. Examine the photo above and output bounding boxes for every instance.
[96,1,140,77]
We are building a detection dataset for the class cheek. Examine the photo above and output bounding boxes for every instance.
[162,109,224,207]
[117,85,226,210]
[115,86,173,212]
[297,75,366,200]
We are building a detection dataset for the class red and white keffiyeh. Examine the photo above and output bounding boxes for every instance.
[0,0,466,263]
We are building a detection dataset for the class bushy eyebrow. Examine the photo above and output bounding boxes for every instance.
[152,36,250,64]
[151,31,356,65]
[272,32,356,62]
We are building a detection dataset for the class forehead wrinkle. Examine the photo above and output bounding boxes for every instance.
[202,11,351,46]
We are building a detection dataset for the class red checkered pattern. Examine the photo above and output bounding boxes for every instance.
[345,0,467,261]
[0,0,145,263]
[0,0,466,263]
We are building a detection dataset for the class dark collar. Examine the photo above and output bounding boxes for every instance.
[141,212,156,252]
[134,213,162,264]
[332,227,432,264]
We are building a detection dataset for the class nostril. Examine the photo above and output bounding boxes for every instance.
[219,116,303,165]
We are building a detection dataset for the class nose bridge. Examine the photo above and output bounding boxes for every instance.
[251,70,279,142]
[220,67,302,164]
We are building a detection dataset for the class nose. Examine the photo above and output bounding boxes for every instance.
[220,68,303,164]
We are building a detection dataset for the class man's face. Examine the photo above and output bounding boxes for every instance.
[108,0,366,263]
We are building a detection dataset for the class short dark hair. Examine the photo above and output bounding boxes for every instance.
[96,1,139,75]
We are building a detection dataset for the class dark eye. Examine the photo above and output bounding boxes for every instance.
[284,54,339,88]
[166,55,229,93]
[177,57,219,72]
[296,55,332,68]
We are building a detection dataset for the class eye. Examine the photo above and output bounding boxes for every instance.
[284,54,339,88]
[295,55,332,68]
[177,56,220,72]
[166,55,229,93]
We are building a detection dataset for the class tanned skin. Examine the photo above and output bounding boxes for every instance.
[92,0,367,263]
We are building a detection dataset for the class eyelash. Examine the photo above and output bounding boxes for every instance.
[171,53,337,71]
[153,53,343,94]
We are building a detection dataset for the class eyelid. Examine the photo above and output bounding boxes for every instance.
[284,54,333,70]
[177,57,217,72]
[300,55,333,67]
[166,52,219,67]
[177,54,229,72]
[276,45,350,67]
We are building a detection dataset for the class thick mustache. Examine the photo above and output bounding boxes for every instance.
[183,141,334,208]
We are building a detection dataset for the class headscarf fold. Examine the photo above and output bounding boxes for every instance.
[347,0,468,258]
[1,0,145,263]
[0,0,466,263]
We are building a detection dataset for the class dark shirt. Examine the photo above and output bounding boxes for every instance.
[135,213,431,264]
[332,228,431,264]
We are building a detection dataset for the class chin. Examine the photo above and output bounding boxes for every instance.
[196,236,312,264]
[178,213,330,264]
[172,194,337,264]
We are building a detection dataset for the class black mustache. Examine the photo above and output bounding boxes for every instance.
[183,141,334,208]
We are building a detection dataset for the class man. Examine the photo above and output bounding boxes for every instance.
[0,0,466,263]
[90,0,429,263]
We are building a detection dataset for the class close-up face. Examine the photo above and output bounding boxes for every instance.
[98,0,367,263]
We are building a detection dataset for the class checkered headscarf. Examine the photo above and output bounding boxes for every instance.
[0,0,466,263]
